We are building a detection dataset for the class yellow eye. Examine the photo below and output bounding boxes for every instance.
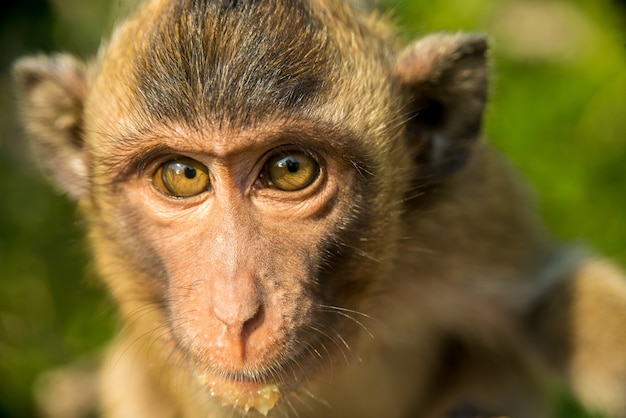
[264,151,320,191]
[153,157,210,197]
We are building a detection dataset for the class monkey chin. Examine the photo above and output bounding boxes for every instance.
[195,370,282,416]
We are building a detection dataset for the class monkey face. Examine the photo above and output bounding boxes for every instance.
[133,131,352,373]
[83,115,393,412]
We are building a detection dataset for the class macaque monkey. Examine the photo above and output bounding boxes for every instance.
[13,0,626,417]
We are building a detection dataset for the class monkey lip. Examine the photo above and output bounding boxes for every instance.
[196,369,282,415]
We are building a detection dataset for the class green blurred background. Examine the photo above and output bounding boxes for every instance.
[0,0,624,417]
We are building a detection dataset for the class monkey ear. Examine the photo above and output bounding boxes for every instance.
[394,33,489,178]
[13,54,89,199]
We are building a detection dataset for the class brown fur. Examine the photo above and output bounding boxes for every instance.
[13,0,626,417]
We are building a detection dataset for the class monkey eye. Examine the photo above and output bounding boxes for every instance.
[262,150,320,192]
[152,157,210,198]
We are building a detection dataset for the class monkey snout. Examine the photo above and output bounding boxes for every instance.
[180,297,289,374]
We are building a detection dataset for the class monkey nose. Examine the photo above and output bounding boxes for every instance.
[209,302,267,366]
[211,295,265,346]
[240,304,265,342]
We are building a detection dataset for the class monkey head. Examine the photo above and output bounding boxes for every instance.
[14,0,487,414]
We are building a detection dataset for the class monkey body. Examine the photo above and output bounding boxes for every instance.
[14,0,626,417]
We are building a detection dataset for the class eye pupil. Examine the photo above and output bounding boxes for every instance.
[285,160,299,173]
[184,166,196,179]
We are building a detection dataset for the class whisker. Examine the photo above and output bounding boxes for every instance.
[309,325,351,367]
[324,308,375,340]
[283,396,302,418]
[301,387,332,411]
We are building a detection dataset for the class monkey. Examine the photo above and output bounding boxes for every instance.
[12,0,626,417]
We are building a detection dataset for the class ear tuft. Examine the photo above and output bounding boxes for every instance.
[394,33,489,178]
[13,54,89,199]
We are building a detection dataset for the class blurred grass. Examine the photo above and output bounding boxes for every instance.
[0,2,118,416]
[0,0,624,417]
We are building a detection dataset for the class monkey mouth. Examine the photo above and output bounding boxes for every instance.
[192,347,318,415]
[195,367,284,415]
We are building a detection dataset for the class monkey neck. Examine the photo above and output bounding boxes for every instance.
[409,142,555,270]
[384,142,564,331]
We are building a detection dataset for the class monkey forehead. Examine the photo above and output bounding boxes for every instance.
[86,0,400,139]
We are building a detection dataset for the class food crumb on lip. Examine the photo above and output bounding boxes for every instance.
[197,372,281,415]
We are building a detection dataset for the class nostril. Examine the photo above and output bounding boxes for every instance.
[241,304,265,342]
